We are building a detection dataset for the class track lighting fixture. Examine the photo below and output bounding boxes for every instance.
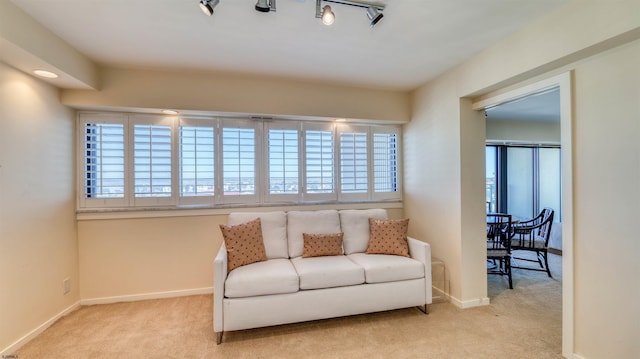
[255,0,276,13]
[315,0,385,28]
[321,5,335,25]
[366,6,383,28]
[197,0,385,28]
[199,0,219,16]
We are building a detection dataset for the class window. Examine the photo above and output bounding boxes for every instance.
[486,144,561,221]
[131,116,173,206]
[304,123,336,201]
[77,112,401,210]
[179,118,215,205]
[79,113,127,208]
[221,119,259,204]
[266,121,300,202]
[372,128,400,200]
[339,126,369,199]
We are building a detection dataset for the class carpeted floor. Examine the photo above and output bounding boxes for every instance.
[14,252,562,358]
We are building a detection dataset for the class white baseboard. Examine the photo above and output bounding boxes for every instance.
[1,301,80,356]
[80,287,213,306]
[449,295,490,309]
[431,285,450,302]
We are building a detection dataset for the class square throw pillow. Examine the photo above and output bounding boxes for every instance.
[366,218,410,257]
[302,233,344,258]
[219,218,268,272]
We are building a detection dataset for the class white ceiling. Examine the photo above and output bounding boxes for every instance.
[10,0,566,91]
[486,87,560,122]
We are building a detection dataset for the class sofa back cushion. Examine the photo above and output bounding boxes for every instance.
[287,210,341,258]
[228,211,288,259]
[339,209,388,254]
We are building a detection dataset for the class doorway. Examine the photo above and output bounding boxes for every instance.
[472,72,574,357]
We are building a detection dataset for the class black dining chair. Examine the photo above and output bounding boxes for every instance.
[486,213,513,289]
[511,208,555,277]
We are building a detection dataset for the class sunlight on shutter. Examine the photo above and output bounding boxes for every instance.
[84,123,125,199]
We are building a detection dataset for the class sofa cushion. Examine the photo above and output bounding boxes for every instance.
[291,256,365,290]
[303,232,344,258]
[225,259,299,298]
[228,211,288,259]
[219,218,268,272]
[366,218,410,257]
[339,209,388,255]
[287,210,341,258]
[347,253,424,284]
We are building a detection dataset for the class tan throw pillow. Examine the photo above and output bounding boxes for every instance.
[366,218,410,257]
[302,233,344,258]
[219,218,268,272]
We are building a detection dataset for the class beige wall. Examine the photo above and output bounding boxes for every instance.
[0,1,99,89]
[61,67,410,123]
[0,63,79,351]
[78,215,223,300]
[78,208,404,301]
[486,119,561,144]
[572,40,640,359]
[406,1,640,356]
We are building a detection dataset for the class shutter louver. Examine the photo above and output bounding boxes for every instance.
[340,131,368,193]
[134,124,172,198]
[84,123,125,199]
[180,126,215,197]
[373,132,399,194]
[305,129,334,194]
[268,128,299,194]
[222,127,256,196]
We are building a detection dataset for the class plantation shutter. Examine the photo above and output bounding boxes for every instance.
[303,123,336,201]
[179,118,215,205]
[78,113,127,208]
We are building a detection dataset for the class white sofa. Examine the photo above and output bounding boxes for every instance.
[213,209,432,344]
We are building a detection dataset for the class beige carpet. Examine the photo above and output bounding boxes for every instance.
[15,253,562,359]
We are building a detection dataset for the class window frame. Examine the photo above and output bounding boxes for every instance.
[77,112,402,212]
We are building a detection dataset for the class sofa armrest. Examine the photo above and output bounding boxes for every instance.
[408,237,433,305]
[213,243,227,333]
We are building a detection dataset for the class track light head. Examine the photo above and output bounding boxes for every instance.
[321,5,335,26]
[199,0,219,16]
[366,6,383,28]
[255,0,276,13]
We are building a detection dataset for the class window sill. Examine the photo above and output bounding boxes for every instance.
[76,201,403,221]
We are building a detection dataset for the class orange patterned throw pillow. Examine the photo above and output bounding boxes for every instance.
[366,218,410,257]
[220,218,268,272]
[302,233,344,258]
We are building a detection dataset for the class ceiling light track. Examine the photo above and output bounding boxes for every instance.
[316,0,385,27]
[198,0,385,28]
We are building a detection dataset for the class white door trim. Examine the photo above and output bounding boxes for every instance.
[472,71,574,358]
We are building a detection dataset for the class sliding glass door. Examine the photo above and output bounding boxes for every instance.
[486,144,561,221]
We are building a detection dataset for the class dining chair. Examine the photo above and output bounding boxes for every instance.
[511,208,555,277]
[486,213,513,289]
